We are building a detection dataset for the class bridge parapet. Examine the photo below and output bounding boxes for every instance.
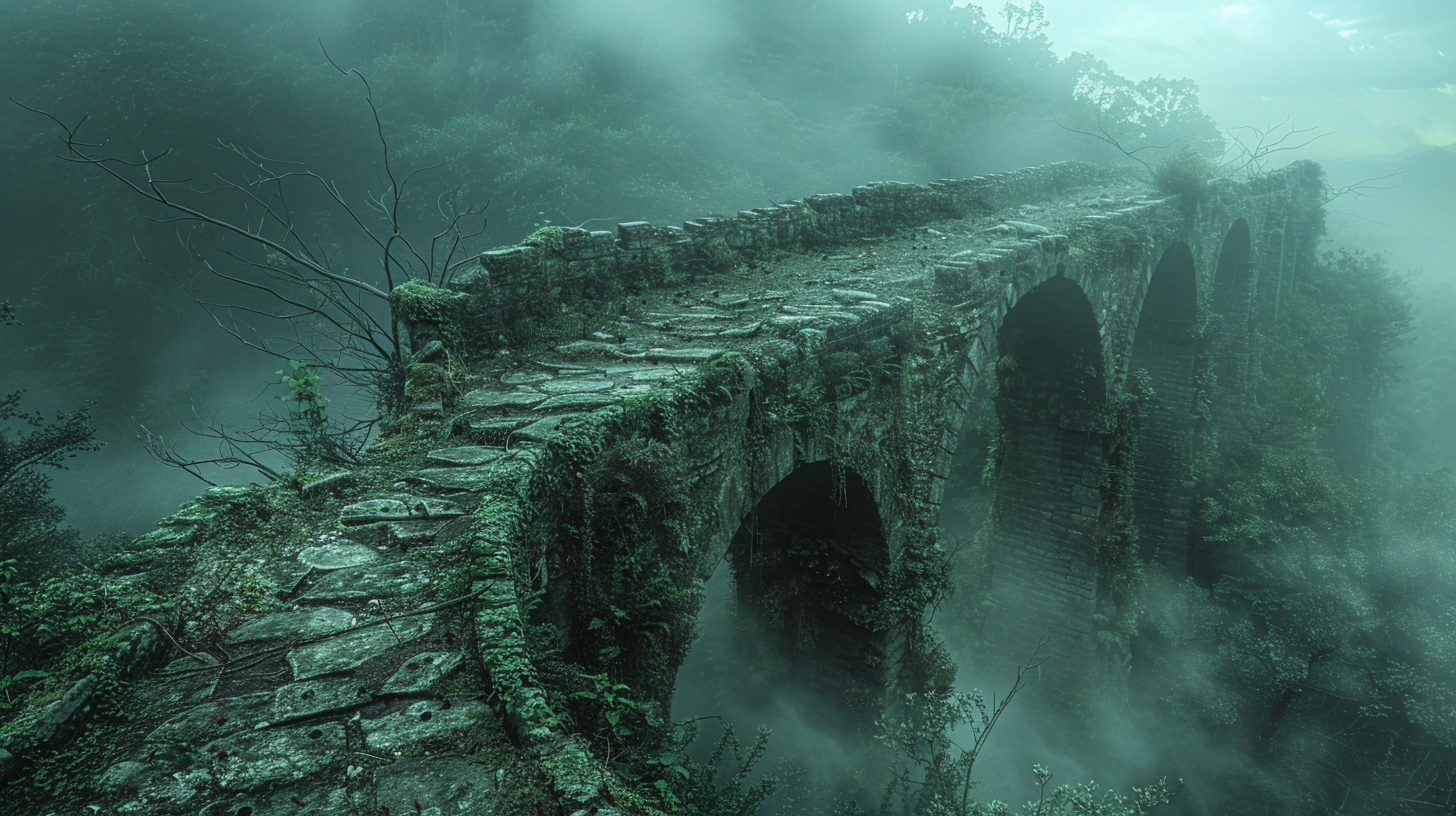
[400,162,1128,353]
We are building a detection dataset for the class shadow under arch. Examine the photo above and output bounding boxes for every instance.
[1211,218,1254,390]
[980,274,1106,685]
[1129,241,1199,577]
[675,461,891,733]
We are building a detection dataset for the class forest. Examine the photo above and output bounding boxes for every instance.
[2,2,1456,815]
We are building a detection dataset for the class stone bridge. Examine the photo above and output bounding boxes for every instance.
[0,160,1326,815]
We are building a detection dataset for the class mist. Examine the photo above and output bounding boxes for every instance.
[3,2,1456,815]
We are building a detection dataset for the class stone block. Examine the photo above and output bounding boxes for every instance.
[477,246,540,286]
[286,616,432,680]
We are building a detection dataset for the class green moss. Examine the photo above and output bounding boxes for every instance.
[389,279,464,351]
[1152,147,1213,202]
[524,225,567,250]
[404,361,451,403]
[389,279,458,322]
[694,236,748,274]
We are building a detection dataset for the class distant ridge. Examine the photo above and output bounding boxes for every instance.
[1368,143,1456,162]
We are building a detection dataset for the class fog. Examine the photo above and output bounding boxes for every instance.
[4,2,1456,814]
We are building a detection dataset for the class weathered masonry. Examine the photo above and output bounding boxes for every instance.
[2,160,1327,814]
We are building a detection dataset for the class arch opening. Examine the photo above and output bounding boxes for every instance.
[1129,242,1199,576]
[981,275,1107,683]
[675,462,890,730]
[1212,219,1254,389]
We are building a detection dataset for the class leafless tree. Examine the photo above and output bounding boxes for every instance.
[1220,118,1330,178]
[13,45,487,481]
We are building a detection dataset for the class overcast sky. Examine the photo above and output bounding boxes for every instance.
[1029,0,1456,159]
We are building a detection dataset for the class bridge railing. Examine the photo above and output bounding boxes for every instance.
[403,162,1129,354]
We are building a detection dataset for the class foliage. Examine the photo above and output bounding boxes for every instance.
[872,650,1176,816]
[1142,240,1456,814]
[969,774,1177,816]
[0,389,99,570]
[273,360,364,467]
[1380,280,1455,469]
[670,722,784,816]
[571,673,667,766]
[1150,148,1211,200]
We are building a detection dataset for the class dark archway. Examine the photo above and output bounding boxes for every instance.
[1212,219,1254,390]
[725,461,890,721]
[676,461,890,734]
[982,275,1106,681]
[1129,242,1199,576]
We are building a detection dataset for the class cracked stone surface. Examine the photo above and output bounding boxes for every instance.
[199,786,353,816]
[341,497,465,525]
[361,699,493,755]
[286,617,432,680]
[298,560,430,604]
[297,541,381,570]
[144,693,274,766]
[459,389,547,410]
[17,161,1277,816]
[534,392,621,411]
[374,757,499,815]
[380,651,464,695]
[513,414,580,442]
[538,376,613,394]
[98,760,163,795]
[405,467,498,492]
[225,608,355,646]
[425,446,506,467]
[203,721,348,791]
[270,679,368,722]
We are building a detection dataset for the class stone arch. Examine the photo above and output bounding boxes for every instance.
[676,461,891,731]
[1128,242,1199,576]
[981,274,1107,680]
[731,462,890,718]
[1211,218,1254,390]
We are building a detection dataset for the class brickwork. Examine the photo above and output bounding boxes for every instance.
[1129,242,1200,575]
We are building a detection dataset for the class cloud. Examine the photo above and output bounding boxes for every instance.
[1035,0,1456,158]
[1042,0,1455,94]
